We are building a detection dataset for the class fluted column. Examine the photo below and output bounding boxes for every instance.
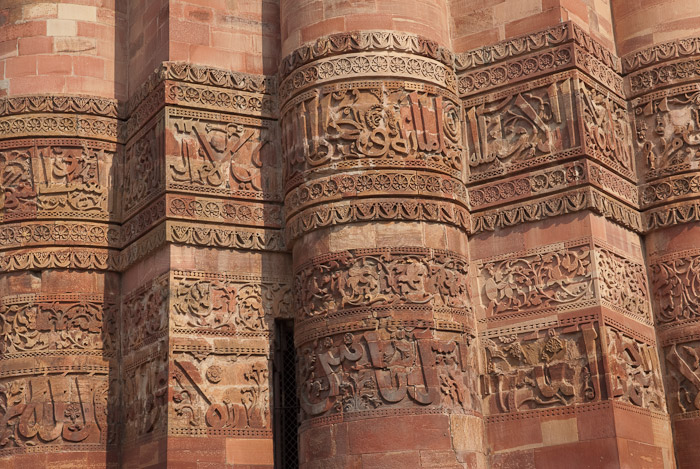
[0,1,125,467]
[614,1,700,467]
[279,1,484,467]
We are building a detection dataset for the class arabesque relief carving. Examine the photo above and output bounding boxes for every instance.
[606,327,665,411]
[483,323,600,413]
[0,295,117,356]
[298,326,479,419]
[122,119,165,218]
[123,348,168,441]
[295,248,470,321]
[477,242,593,317]
[595,248,651,322]
[282,82,464,183]
[121,277,169,352]
[579,80,634,176]
[0,373,115,452]
[171,271,292,334]
[650,252,700,325]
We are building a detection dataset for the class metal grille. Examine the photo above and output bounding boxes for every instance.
[273,319,299,469]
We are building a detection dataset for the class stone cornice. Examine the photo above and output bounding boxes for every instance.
[279,30,455,78]
[455,22,619,74]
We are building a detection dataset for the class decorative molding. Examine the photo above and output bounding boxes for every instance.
[280,30,454,78]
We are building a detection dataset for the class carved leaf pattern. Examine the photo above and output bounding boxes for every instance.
[480,247,593,315]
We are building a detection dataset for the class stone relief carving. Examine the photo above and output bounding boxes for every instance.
[465,78,575,177]
[122,120,165,218]
[665,339,700,414]
[458,45,573,96]
[171,273,292,333]
[295,248,470,320]
[595,248,650,321]
[298,326,479,418]
[0,373,114,451]
[280,31,453,79]
[0,147,36,219]
[282,83,464,182]
[170,355,270,435]
[280,53,456,100]
[1,141,116,222]
[122,277,169,351]
[579,80,634,176]
[606,327,665,411]
[650,253,700,325]
[623,36,700,74]
[477,243,593,316]
[483,323,600,413]
[123,349,168,441]
[169,114,279,200]
[634,86,700,180]
[0,296,116,356]
[285,171,467,217]
[286,198,470,241]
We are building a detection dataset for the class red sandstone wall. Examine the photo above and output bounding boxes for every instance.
[448,0,615,52]
[0,1,126,99]
[1,0,700,467]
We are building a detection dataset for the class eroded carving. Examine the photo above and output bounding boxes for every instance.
[298,326,479,418]
[483,323,600,413]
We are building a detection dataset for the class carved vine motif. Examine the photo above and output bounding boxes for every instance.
[606,328,665,411]
[0,374,113,450]
[478,245,593,316]
[123,350,168,440]
[465,78,575,175]
[282,84,464,182]
[0,95,118,118]
[595,249,650,320]
[0,223,118,248]
[483,324,599,413]
[298,327,479,418]
[623,36,700,74]
[122,122,164,216]
[665,339,700,414]
[121,277,169,351]
[170,357,270,433]
[0,298,116,355]
[172,276,291,332]
[0,148,36,217]
[295,248,469,319]
[650,254,700,324]
[635,89,700,179]
[169,117,278,199]
[579,80,633,174]
[629,58,700,95]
